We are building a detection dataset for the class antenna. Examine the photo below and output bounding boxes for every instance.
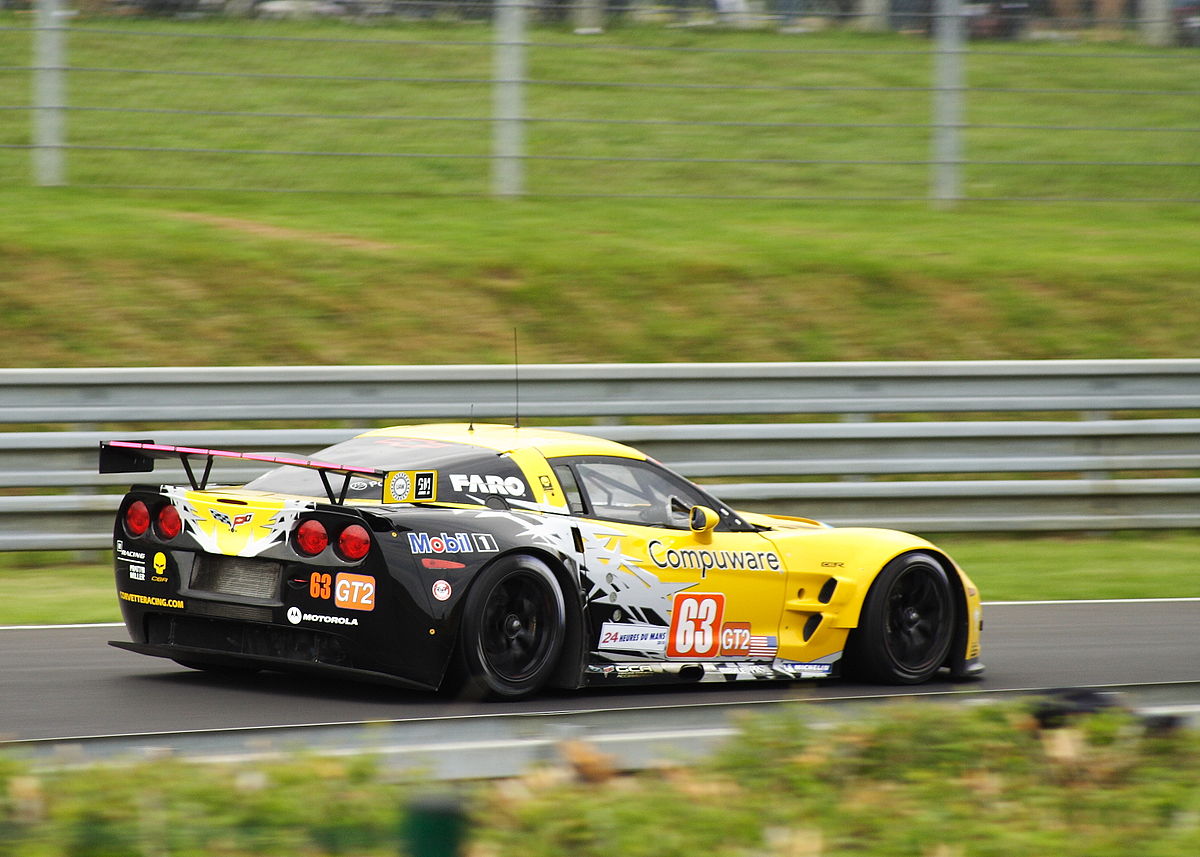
[513,329,521,429]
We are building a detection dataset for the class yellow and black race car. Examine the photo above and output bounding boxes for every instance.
[100,423,983,699]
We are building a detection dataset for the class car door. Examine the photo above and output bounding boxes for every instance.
[552,456,787,664]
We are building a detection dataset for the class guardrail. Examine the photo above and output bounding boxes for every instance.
[2,360,1198,548]
[4,360,1200,424]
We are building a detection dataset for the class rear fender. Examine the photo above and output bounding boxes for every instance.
[440,545,589,691]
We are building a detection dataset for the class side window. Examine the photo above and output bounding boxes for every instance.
[552,464,586,515]
[571,459,701,529]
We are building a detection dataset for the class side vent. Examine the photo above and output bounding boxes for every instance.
[803,613,822,642]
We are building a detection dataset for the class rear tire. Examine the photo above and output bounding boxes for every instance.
[845,552,956,684]
[453,554,566,700]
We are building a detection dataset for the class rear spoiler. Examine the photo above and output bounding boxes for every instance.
[99,440,435,506]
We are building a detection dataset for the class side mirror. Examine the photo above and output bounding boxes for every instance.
[689,505,719,536]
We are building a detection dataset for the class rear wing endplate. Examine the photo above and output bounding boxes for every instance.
[99,440,435,506]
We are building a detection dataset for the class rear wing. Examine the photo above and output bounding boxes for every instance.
[99,440,436,506]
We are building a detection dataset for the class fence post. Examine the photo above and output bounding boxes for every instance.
[492,0,527,198]
[930,0,964,206]
[33,0,66,187]
[1139,0,1172,46]
[858,0,890,32]
[573,0,605,35]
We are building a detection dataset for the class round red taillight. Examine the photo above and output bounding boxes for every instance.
[295,519,329,556]
[124,500,150,537]
[155,504,182,540]
[336,524,371,562]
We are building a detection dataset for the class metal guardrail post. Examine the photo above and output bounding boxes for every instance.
[33,0,66,187]
[492,0,527,198]
[931,0,964,207]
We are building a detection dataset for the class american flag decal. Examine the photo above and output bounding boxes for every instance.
[748,635,778,659]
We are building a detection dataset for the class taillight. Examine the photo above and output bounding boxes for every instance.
[155,504,182,540]
[124,500,150,537]
[336,524,371,561]
[294,519,329,556]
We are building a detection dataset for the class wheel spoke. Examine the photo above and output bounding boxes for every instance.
[884,565,951,670]
[479,572,556,681]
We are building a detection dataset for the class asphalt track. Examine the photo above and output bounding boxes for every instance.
[2,600,1198,744]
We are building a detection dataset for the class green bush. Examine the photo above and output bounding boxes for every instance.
[3,702,1199,856]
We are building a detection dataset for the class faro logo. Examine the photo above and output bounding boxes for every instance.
[449,474,525,496]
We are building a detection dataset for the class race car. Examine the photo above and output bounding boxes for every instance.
[100,423,984,699]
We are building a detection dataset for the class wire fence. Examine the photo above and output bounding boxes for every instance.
[0,0,1196,201]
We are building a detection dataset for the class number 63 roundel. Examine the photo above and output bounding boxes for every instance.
[666,592,727,659]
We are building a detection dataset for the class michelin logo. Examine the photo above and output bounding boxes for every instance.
[776,661,833,676]
[407,532,499,554]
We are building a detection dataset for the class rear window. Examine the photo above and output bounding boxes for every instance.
[245,435,531,504]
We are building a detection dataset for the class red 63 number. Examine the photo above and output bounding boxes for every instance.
[667,593,726,659]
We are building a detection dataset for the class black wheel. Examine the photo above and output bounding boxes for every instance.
[845,552,956,684]
[454,554,566,700]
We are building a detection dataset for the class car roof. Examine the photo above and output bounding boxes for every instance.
[357,423,647,462]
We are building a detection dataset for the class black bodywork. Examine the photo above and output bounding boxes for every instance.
[111,494,591,692]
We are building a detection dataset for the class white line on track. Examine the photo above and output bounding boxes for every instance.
[2,598,1200,631]
[0,622,125,630]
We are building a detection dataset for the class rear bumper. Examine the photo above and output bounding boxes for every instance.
[113,610,441,692]
[109,637,437,692]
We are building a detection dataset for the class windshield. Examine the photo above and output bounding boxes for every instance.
[245,435,531,504]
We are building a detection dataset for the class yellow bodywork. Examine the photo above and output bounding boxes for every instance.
[361,423,983,668]
[175,489,297,558]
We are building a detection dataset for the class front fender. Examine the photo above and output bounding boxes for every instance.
[762,526,980,668]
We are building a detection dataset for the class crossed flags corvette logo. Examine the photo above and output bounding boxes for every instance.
[211,510,253,531]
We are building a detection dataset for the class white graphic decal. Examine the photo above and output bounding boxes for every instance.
[162,487,308,558]
[598,621,669,654]
[449,474,526,497]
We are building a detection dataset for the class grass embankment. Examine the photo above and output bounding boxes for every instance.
[2,532,1198,626]
[0,19,1197,366]
[1,194,1198,366]
[3,702,1199,856]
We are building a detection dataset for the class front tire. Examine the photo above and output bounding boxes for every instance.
[454,554,566,700]
[845,552,956,684]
